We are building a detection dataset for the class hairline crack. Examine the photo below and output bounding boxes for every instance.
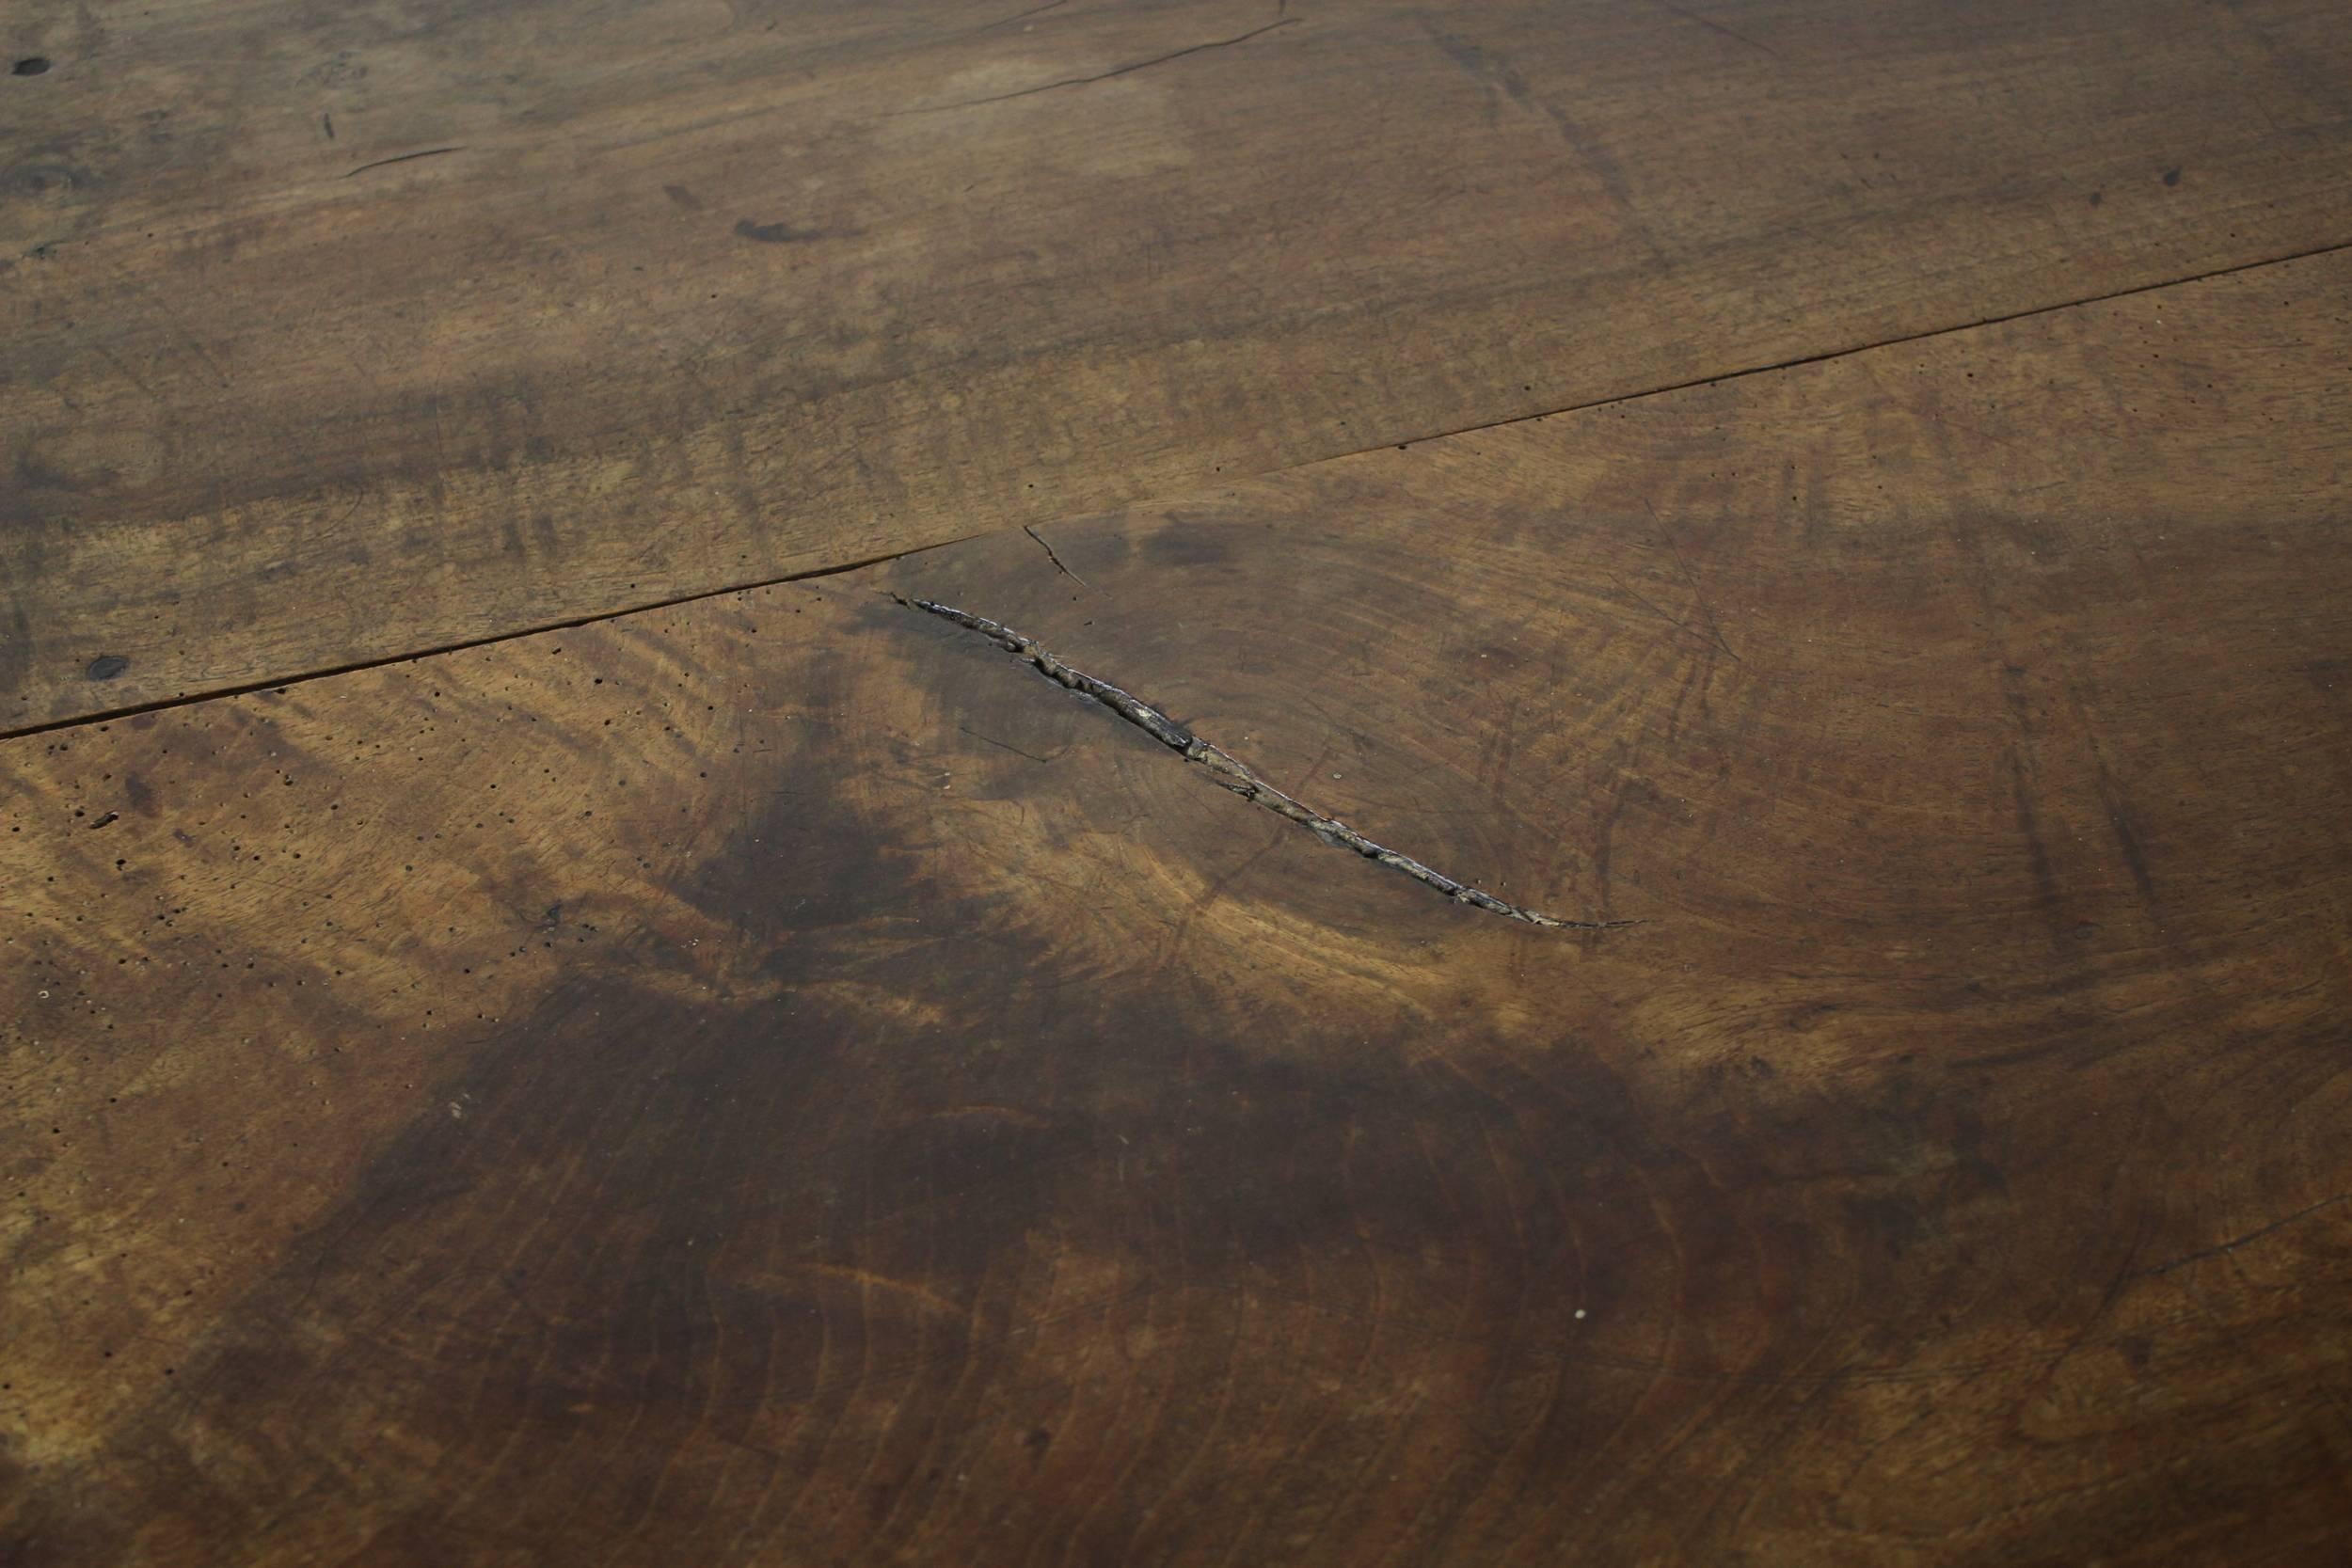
[895,594,1636,931]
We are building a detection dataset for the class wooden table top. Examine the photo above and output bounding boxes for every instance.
[4,2,2350,1562]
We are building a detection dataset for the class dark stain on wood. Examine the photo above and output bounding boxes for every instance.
[733,217,831,245]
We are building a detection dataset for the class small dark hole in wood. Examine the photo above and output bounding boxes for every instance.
[87,655,129,680]
[12,57,51,75]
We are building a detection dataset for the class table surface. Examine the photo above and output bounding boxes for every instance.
[4,2,2351,1563]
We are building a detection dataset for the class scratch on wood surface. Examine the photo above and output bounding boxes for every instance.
[901,18,1296,112]
[801,1263,967,1318]
[2140,1194,2350,1276]
[1654,0,1780,57]
[976,0,1068,32]
[1645,501,1741,662]
[1023,525,1090,588]
[897,594,1637,930]
[342,146,466,179]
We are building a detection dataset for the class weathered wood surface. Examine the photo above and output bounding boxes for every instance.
[6,247,2349,1564]
[8,0,2352,729]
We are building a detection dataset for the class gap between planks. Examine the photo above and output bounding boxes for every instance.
[8,233,2350,744]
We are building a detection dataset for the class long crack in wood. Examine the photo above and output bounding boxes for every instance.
[897,595,1636,931]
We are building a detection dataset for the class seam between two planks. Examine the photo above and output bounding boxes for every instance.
[7,232,2349,745]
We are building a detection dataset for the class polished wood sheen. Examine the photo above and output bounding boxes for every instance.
[4,239,2349,1563]
[7,0,2352,728]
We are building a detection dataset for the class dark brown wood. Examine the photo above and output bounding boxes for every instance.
[7,0,2352,729]
[5,246,2349,1564]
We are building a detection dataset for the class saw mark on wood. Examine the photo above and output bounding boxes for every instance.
[897,595,1636,930]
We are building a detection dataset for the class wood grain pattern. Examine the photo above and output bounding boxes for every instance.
[8,0,2352,728]
[6,246,2350,1564]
